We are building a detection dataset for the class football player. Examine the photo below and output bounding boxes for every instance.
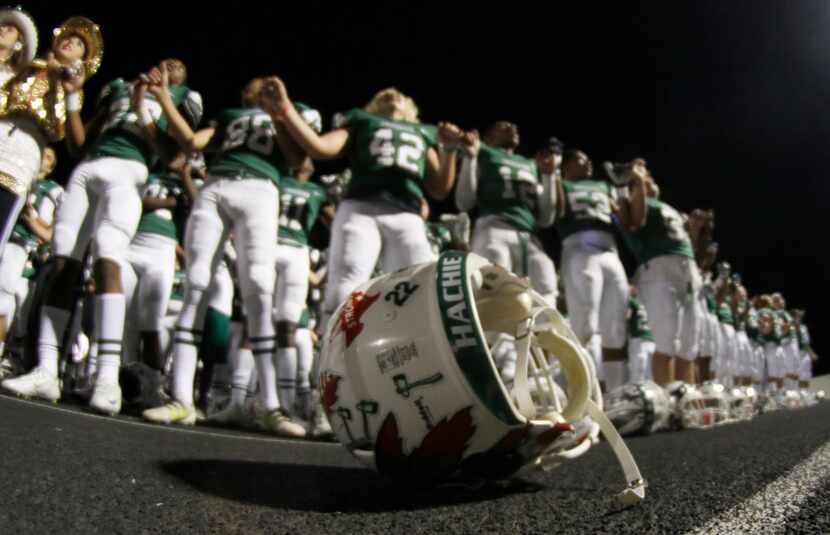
[792,309,815,389]
[258,80,461,333]
[556,150,636,391]
[140,65,305,437]
[0,147,62,377]
[455,126,560,303]
[626,286,655,384]
[625,173,702,386]
[273,153,329,416]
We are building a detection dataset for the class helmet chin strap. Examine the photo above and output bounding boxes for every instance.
[510,291,647,506]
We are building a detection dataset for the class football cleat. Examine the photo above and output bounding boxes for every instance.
[260,408,307,438]
[142,401,197,426]
[88,382,122,416]
[1,368,60,402]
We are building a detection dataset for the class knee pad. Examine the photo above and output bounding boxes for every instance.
[0,291,13,317]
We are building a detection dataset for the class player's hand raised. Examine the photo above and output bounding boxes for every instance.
[260,76,290,117]
[437,122,464,147]
[141,62,170,99]
[460,129,480,157]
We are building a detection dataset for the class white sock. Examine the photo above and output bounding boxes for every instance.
[95,293,126,385]
[295,329,313,394]
[230,347,254,406]
[603,361,626,391]
[276,347,297,414]
[588,333,603,380]
[246,292,278,411]
[38,306,72,378]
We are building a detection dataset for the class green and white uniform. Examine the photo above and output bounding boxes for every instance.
[53,79,201,263]
[556,178,630,367]
[456,142,558,302]
[426,221,453,259]
[715,301,737,382]
[121,172,187,365]
[166,104,287,413]
[797,322,814,381]
[324,109,438,322]
[627,295,656,384]
[627,198,702,360]
[275,177,327,323]
[758,307,785,380]
[0,178,63,325]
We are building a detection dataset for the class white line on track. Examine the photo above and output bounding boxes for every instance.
[687,439,830,534]
[0,393,341,448]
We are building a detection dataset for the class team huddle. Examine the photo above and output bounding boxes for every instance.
[0,9,820,491]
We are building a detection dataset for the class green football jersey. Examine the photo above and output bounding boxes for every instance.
[758,307,780,344]
[277,177,327,247]
[776,310,794,342]
[426,222,454,257]
[476,143,541,232]
[627,296,654,341]
[136,173,184,240]
[207,107,286,185]
[339,108,438,210]
[797,323,812,351]
[557,179,617,239]
[12,179,62,250]
[91,79,200,166]
[624,198,694,265]
[717,302,734,326]
[746,306,760,341]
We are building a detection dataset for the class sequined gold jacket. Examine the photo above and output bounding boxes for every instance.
[0,59,82,143]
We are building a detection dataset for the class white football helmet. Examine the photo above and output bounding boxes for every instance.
[666,382,710,429]
[605,381,673,436]
[728,386,757,421]
[318,252,645,503]
[698,382,732,425]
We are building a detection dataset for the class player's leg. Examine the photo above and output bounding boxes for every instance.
[143,182,226,424]
[378,208,437,272]
[2,160,97,400]
[322,199,382,332]
[599,252,630,391]
[273,244,310,417]
[232,179,304,437]
[561,246,604,381]
[87,159,148,414]
[132,233,178,373]
[0,243,29,357]
[636,261,678,386]
[526,235,558,305]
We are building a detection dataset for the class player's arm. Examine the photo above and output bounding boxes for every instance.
[535,150,561,228]
[274,122,306,170]
[424,122,463,201]
[21,204,53,243]
[179,159,201,204]
[261,77,349,159]
[455,129,480,212]
[620,163,648,230]
[142,193,177,211]
[142,63,214,152]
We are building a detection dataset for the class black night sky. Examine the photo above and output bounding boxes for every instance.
[25,1,830,374]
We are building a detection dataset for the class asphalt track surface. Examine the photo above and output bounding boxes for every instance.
[0,394,828,534]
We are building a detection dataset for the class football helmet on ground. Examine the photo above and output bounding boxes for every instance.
[318,251,645,503]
